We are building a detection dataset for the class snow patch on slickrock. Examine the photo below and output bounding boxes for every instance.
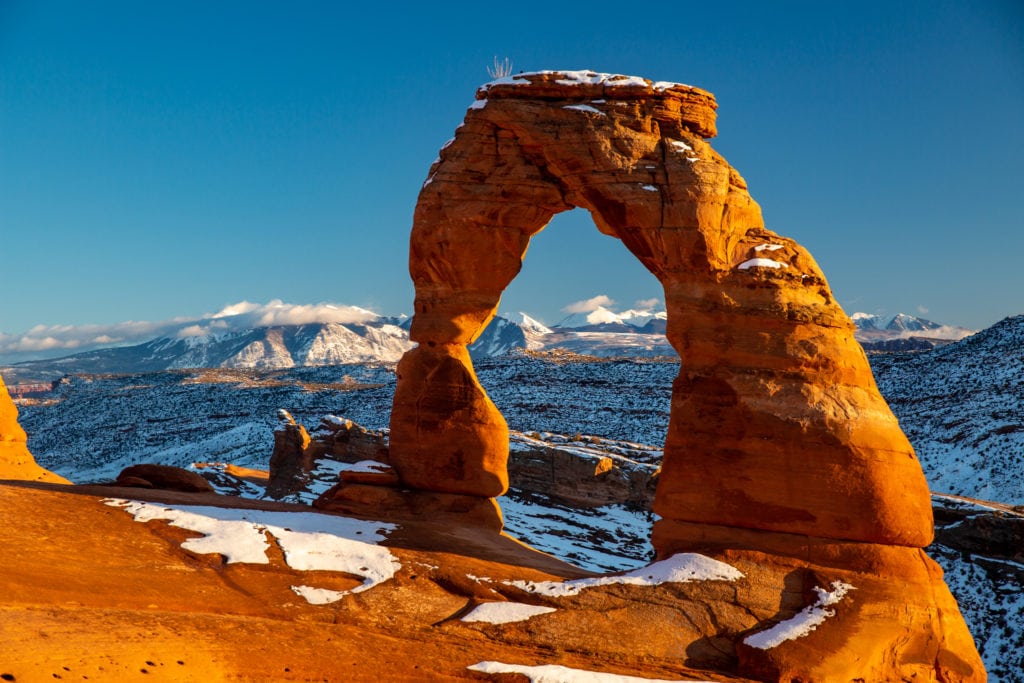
[104,499,399,596]
[461,602,557,624]
[744,581,855,649]
[290,584,347,605]
[504,553,742,597]
[468,661,717,682]
[563,103,605,115]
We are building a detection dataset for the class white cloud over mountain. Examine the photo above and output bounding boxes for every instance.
[562,295,615,314]
[0,300,382,362]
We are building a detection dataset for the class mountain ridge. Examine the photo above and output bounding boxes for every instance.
[0,308,978,384]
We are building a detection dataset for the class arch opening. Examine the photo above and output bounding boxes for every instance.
[492,207,668,334]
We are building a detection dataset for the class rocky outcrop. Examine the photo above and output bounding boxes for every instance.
[507,433,657,509]
[0,375,68,483]
[305,415,390,464]
[933,494,1024,564]
[267,413,391,500]
[2,470,983,683]
[292,415,659,511]
[266,409,313,499]
[386,70,983,680]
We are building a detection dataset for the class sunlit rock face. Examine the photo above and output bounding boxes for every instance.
[391,70,931,546]
[0,375,68,483]
[387,71,983,681]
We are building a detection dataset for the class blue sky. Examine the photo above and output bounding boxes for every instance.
[1,0,1022,355]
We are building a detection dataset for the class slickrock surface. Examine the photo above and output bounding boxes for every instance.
[1,480,984,682]
[0,375,68,483]
[0,481,746,682]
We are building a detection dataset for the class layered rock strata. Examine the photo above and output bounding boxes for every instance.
[0,375,68,483]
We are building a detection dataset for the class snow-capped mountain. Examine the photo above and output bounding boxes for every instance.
[853,311,943,331]
[553,306,635,331]
[0,305,977,384]
[516,312,553,336]
[616,309,667,329]
[2,321,413,381]
[1,310,674,382]
[467,312,553,359]
[852,312,974,351]
[468,316,530,359]
[552,306,667,332]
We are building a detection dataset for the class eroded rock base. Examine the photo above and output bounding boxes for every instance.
[653,519,984,682]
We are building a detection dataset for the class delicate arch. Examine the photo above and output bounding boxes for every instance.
[389,71,933,552]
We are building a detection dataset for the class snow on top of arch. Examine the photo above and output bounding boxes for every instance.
[484,70,692,90]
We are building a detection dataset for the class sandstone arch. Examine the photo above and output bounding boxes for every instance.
[390,71,933,551]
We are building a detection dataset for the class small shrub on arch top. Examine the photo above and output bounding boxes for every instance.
[487,56,513,79]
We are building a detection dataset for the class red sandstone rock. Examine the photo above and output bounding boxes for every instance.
[266,409,313,499]
[507,434,658,509]
[338,462,400,487]
[651,519,983,681]
[1,475,985,682]
[313,481,504,532]
[0,375,69,484]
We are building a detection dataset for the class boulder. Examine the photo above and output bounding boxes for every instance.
[115,464,214,493]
